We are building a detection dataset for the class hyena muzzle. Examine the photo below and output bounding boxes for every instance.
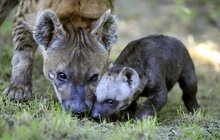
[1,0,117,115]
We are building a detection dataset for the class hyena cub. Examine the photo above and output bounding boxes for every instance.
[92,35,200,119]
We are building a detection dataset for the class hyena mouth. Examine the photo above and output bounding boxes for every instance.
[72,112,88,119]
[64,107,89,119]
[85,101,94,114]
[72,105,91,118]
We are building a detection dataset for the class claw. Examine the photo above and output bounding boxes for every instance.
[3,84,32,102]
[3,87,9,95]
[15,89,23,101]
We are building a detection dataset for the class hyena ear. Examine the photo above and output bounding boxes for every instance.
[91,9,117,51]
[33,10,66,50]
[119,67,140,90]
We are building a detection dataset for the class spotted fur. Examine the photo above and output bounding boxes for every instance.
[1,0,117,115]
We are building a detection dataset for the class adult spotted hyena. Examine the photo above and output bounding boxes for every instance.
[92,35,200,119]
[0,0,117,114]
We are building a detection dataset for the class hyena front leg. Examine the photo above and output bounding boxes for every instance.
[134,85,168,119]
[3,20,37,101]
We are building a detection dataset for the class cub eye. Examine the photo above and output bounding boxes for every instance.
[105,99,114,106]
[88,74,99,83]
[57,72,67,81]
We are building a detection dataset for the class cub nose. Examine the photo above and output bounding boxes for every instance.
[92,110,100,119]
[61,100,87,114]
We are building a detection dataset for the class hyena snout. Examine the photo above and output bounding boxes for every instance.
[61,99,88,114]
[92,108,101,119]
[92,111,100,119]
[57,84,95,115]
[91,103,107,119]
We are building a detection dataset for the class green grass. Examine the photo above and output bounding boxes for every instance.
[0,4,220,140]
[0,95,219,140]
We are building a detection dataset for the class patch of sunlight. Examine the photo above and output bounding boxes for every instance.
[189,40,220,71]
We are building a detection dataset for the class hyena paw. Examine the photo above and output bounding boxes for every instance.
[3,84,32,101]
[134,109,153,120]
[134,113,145,120]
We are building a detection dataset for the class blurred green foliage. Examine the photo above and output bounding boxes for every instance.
[176,0,220,28]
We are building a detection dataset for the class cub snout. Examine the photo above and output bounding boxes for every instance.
[91,103,102,119]
[91,110,100,119]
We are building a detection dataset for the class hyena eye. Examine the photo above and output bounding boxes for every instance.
[105,99,114,106]
[57,72,67,81]
[88,74,99,83]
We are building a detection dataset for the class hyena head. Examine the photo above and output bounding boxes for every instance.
[92,66,140,118]
[33,9,117,114]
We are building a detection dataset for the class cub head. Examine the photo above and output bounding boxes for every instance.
[33,9,117,115]
[92,66,140,119]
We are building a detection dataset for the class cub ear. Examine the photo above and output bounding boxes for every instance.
[119,67,140,90]
[91,9,117,51]
[33,10,66,50]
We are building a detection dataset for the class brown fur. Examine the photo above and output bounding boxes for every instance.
[2,0,117,114]
[0,0,18,25]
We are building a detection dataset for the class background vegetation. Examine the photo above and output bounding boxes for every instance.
[0,0,220,139]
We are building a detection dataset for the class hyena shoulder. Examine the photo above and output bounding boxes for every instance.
[12,0,114,30]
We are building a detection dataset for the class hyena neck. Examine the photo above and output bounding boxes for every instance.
[133,77,147,100]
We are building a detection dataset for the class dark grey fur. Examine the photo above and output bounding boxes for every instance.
[93,35,200,119]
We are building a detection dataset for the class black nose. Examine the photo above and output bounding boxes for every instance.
[92,111,100,119]
[61,100,87,114]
